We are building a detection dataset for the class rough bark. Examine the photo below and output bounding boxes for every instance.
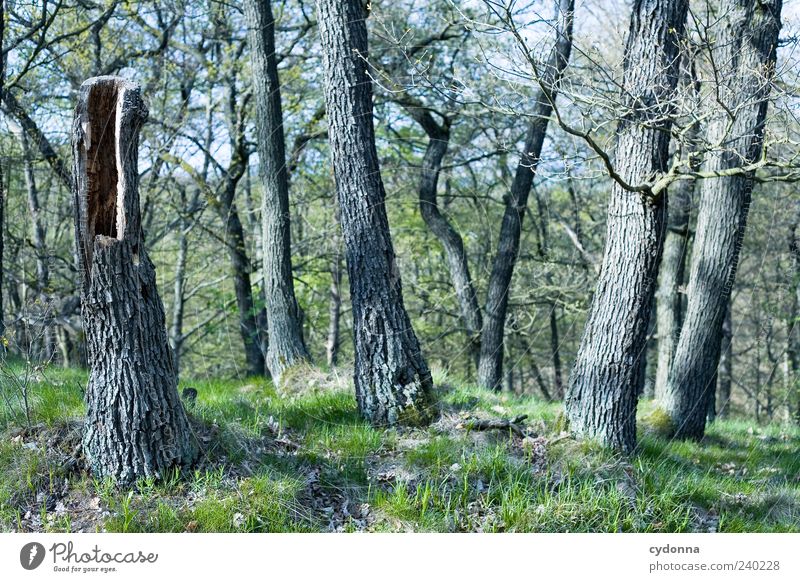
[653,163,693,400]
[566,0,689,452]
[317,0,435,426]
[244,0,310,383]
[662,0,782,439]
[72,77,197,486]
[410,110,482,367]
[477,0,574,390]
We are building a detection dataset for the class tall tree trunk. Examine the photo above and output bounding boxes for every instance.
[20,131,50,295]
[716,303,733,418]
[170,199,189,375]
[317,0,434,426]
[0,0,5,344]
[410,111,483,367]
[534,185,564,398]
[72,77,197,486]
[477,0,574,390]
[653,165,693,400]
[662,0,782,439]
[566,0,689,452]
[788,204,800,423]
[217,194,265,377]
[244,0,310,383]
[326,231,343,367]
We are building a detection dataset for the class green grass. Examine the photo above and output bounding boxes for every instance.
[0,363,798,532]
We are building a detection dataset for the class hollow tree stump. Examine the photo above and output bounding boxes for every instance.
[72,76,197,486]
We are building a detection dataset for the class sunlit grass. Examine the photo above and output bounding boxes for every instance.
[0,365,798,532]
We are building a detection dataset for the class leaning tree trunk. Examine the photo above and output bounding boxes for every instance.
[317,0,434,426]
[72,77,197,486]
[244,0,310,383]
[662,0,782,439]
[477,0,574,391]
[411,111,483,368]
[566,0,689,452]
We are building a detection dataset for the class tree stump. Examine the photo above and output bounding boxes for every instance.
[72,76,197,486]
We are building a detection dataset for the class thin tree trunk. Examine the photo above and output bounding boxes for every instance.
[217,194,265,376]
[244,0,310,383]
[72,77,197,486]
[788,204,800,423]
[534,186,564,398]
[20,131,50,296]
[662,0,782,439]
[0,0,5,343]
[716,303,733,418]
[566,0,689,452]
[326,233,343,367]
[317,0,435,426]
[477,0,574,390]
[170,203,189,374]
[410,110,483,367]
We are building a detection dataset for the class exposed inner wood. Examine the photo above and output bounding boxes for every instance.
[86,82,120,240]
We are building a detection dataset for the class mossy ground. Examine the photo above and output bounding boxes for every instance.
[0,362,798,532]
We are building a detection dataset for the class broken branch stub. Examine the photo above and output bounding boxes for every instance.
[72,76,197,486]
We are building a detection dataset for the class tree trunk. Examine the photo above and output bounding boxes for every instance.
[20,131,50,296]
[72,77,197,486]
[170,204,189,375]
[662,0,782,439]
[411,111,483,367]
[566,0,689,452]
[788,204,800,423]
[317,0,434,426]
[0,1,5,344]
[244,0,310,383]
[326,236,343,367]
[477,0,574,390]
[534,185,564,398]
[653,165,692,400]
[716,303,733,418]
[216,195,266,377]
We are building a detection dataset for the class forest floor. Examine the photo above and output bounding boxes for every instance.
[0,363,799,533]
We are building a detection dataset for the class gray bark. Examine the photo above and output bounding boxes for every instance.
[244,0,310,383]
[326,232,343,367]
[477,0,574,390]
[653,159,693,400]
[20,131,50,296]
[716,303,733,418]
[410,110,482,367]
[72,77,197,486]
[317,0,435,426]
[662,0,782,439]
[566,0,689,452]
